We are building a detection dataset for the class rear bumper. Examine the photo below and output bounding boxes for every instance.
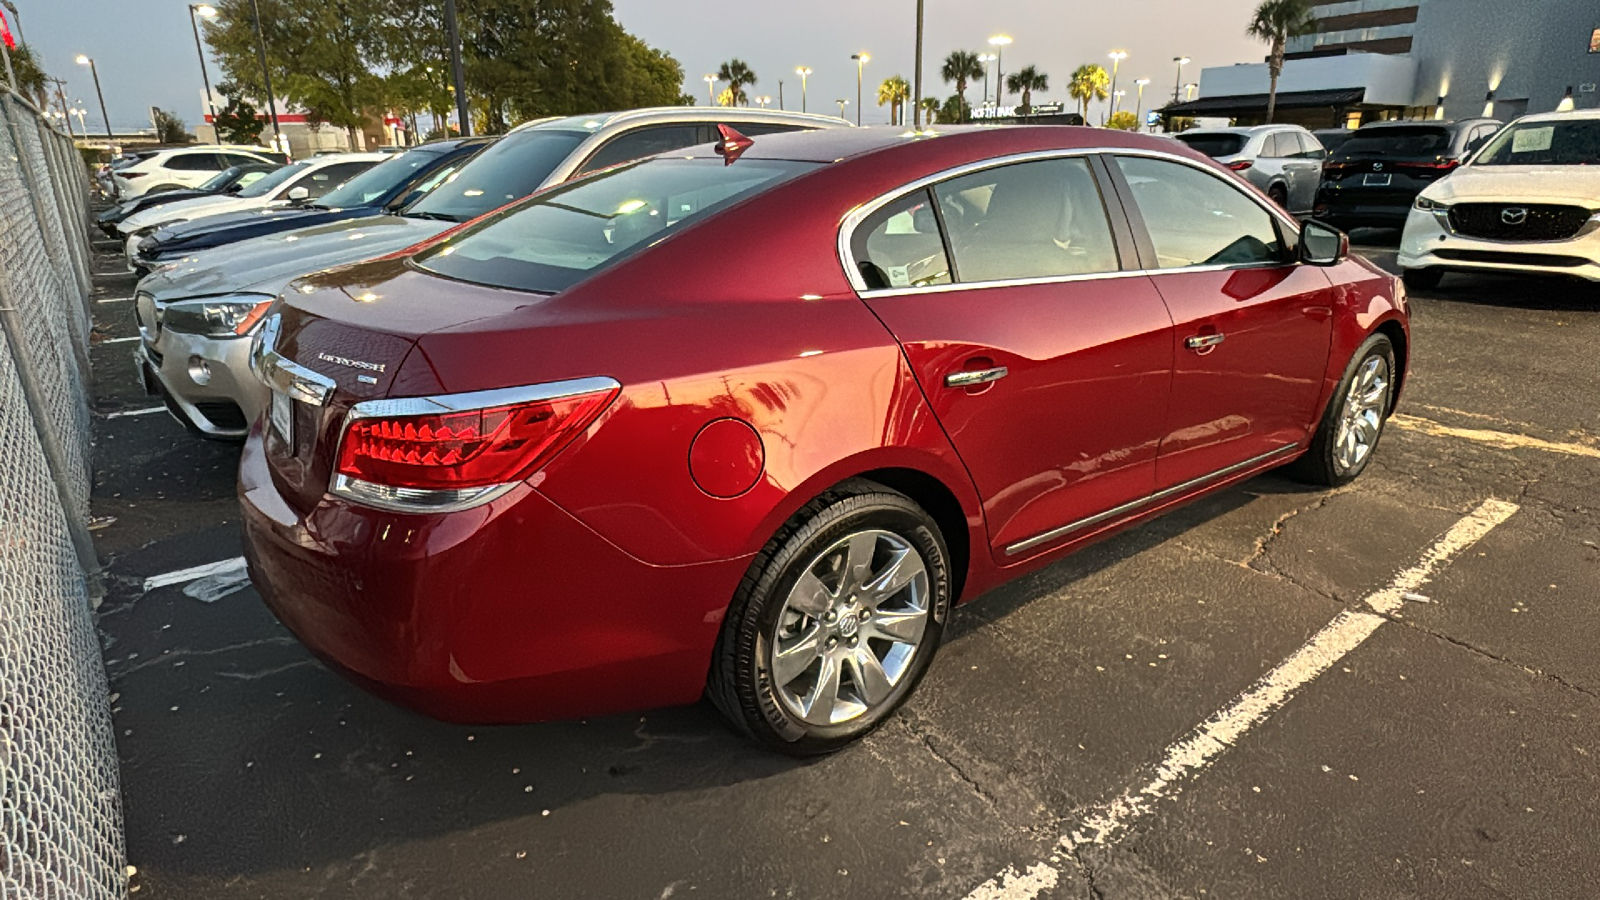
[1312,192,1413,228]
[1398,208,1600,281]
[237,426,752,723]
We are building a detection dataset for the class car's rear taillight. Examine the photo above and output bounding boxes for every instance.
[119,171,146,179]
[332,378,619,511]
[1396,159,1461,174]
[1227,160,1254,171]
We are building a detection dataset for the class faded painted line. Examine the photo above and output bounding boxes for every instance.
[142,556,246,592]
[959,498,1518,900]
[961,863,1060,900]
[95,295,134,304]
[102,406,166,419]
[1393,414,1600,460]
[98,335,141,344]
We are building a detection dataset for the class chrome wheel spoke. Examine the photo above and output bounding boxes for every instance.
[789,569,836,617]
[843,532,878,592]
[800,654,843,724]
[863,547,924,606]
[772,623,824,686]
[847,649,893,706]
[868,608,928,644]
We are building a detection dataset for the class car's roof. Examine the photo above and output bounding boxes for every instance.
[1513,108,1600,124]
[678,123,1195,165]
[513,106,851,135]
[1181,124,1304,136]
[1357,118,1496,130]
[299,152,389,166]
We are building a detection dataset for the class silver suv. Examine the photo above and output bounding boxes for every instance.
[1172,124,1327,216]
[133,107,849,439]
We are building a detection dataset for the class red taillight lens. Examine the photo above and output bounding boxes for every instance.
[1396,159,1461,174]
[336,386,618,490]
[1227,160,1254,171]
[120,171,146,179]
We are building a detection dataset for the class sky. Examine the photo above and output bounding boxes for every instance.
[17,0,1267,132]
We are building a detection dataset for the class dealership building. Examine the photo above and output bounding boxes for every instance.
[1162,0,1600,128]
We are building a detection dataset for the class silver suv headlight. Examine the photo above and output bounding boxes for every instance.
[161,295,276,338]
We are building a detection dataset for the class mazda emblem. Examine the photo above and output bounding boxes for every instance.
[1501,207,1528,225]
[1372,162,1383,171]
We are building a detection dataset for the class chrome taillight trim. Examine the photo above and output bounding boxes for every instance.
[331,474,520,514]
[250,314,336,407]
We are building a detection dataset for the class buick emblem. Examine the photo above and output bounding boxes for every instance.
[1372,162,1383,171]
[1501,207,1528,225]
[837,613,859,638]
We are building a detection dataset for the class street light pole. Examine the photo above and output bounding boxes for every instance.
[1171,56,1190,105]
[836,98,848,118]
[913,0,924,129]
[1134,78,1150,130]
[795,67,811,113]
[47,77,75,138]
[989,36,1012,107]
[778,80,784,110]
[704,74,718,106]
[246,0,284,154]
[75,56,115,150]
[443,0,469,137]
[977,54,995,106]
[852,52,869,127]
[188,5,220,143]
[1107,51,1127,123]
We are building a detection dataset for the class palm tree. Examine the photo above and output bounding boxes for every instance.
[1247,0,1318,123]
[8,43,51,109]
[878,75,911,126]
[1068,64,1110,120]
[1005,66,1049,115]
[717,59,757,107]
[940,51,985,122]
[920,97,941,125]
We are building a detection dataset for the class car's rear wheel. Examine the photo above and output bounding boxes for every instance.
[1288,333,1396,487]
[708,481,950,756]
[1268,184,1289,209]
[1402,267,1443,291]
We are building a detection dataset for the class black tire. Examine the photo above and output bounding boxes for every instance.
[1287,332,1397,487]
[1402,267,1443,291]
[708,479,951,756]
[1268,184,1289,209]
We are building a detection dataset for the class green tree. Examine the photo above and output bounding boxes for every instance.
[152,109,193,143]
[717,58,756,107]
[1005,65,1048,115]
[920,96,940,125]
[6,42,50,108]
[939,94,969,124]
[940,50,984,122]
[877,75,910,126]
[1068,64,1109,119]
[212,82,266,144]
[1107,110,1139,131]
[1247,0,1318,123]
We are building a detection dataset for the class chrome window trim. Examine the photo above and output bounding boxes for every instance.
[837,146,1304,297]
[1004,443,1300,556]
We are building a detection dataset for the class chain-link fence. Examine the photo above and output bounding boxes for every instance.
[0,87,126,899]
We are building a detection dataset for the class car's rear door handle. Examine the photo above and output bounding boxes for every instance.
[945,367,1009,388]
[1185,333,1226,351]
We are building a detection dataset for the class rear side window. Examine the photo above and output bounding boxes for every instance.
[418,157,818,294]
[934,158,1118,282]
[731,123,812,137]
[166,153,221,171]
[1115,156,1284,269]
[1174,133,1247,158]
[576,125,706,176]
[851,189,953,290]
[1261,133,1288,158]
[1293,133,1327,160]
[290,161,373,199]
[1339,126,1451,157]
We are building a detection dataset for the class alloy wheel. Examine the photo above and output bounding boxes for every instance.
[1333,354,1391,474]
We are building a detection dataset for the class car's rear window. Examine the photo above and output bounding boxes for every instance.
[1174,133,1247,158]
[1474,120,1600,166]
[1337,126,1451,157]
[416,157,819,294]
[405,129,590,222]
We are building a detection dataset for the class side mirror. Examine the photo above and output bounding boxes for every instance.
[1300,220,1348,266]
[224,182,244,194]
[286,186,310,203]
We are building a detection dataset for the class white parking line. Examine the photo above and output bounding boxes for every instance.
[99,336,141,344]
[1392,414,1600,460]
[95,295,134,304]
[142,556,246,592]
[103,406,166,419]
[959,498,1519,899]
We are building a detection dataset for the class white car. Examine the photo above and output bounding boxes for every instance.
[118,152,385,263]
[111,145,283,199]
[1400,109,1600,288]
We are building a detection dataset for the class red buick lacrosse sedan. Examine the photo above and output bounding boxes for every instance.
[241,125,1408,755]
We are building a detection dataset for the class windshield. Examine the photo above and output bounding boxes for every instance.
[198,168,241,191]
[1474,119,1600,166]
[1338,126,1451,158]
[1174,133,1248,158]
[318,149,443,208]
[238,162,309,198]
[416,157,818,293]
[405,130,589,221]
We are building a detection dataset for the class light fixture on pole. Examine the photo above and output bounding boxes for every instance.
[1184,82,1197,101]
[1482,89,1495,118]
[1172,56,1190,104]
[1113,90,1126,124]
[704,74,719,106]
[75,55,117,150]
[1107,51,1127,123]
[795,66,811,113]
[978,53,996,106]
[188,4,221,143]
[988,36,1012,106]
[71,105,88,134]
[836,98,849,118]
[1557,86,1575,112]
[755,95,771,109]
[1134,78,1150,130]
[851,52,869,127]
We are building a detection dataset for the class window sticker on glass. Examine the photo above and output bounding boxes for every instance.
[1512,127,1555,154]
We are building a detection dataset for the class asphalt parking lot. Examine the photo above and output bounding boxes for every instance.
[86,230,1599,899]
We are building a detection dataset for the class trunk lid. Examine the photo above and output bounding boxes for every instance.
[260,259,546,514]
